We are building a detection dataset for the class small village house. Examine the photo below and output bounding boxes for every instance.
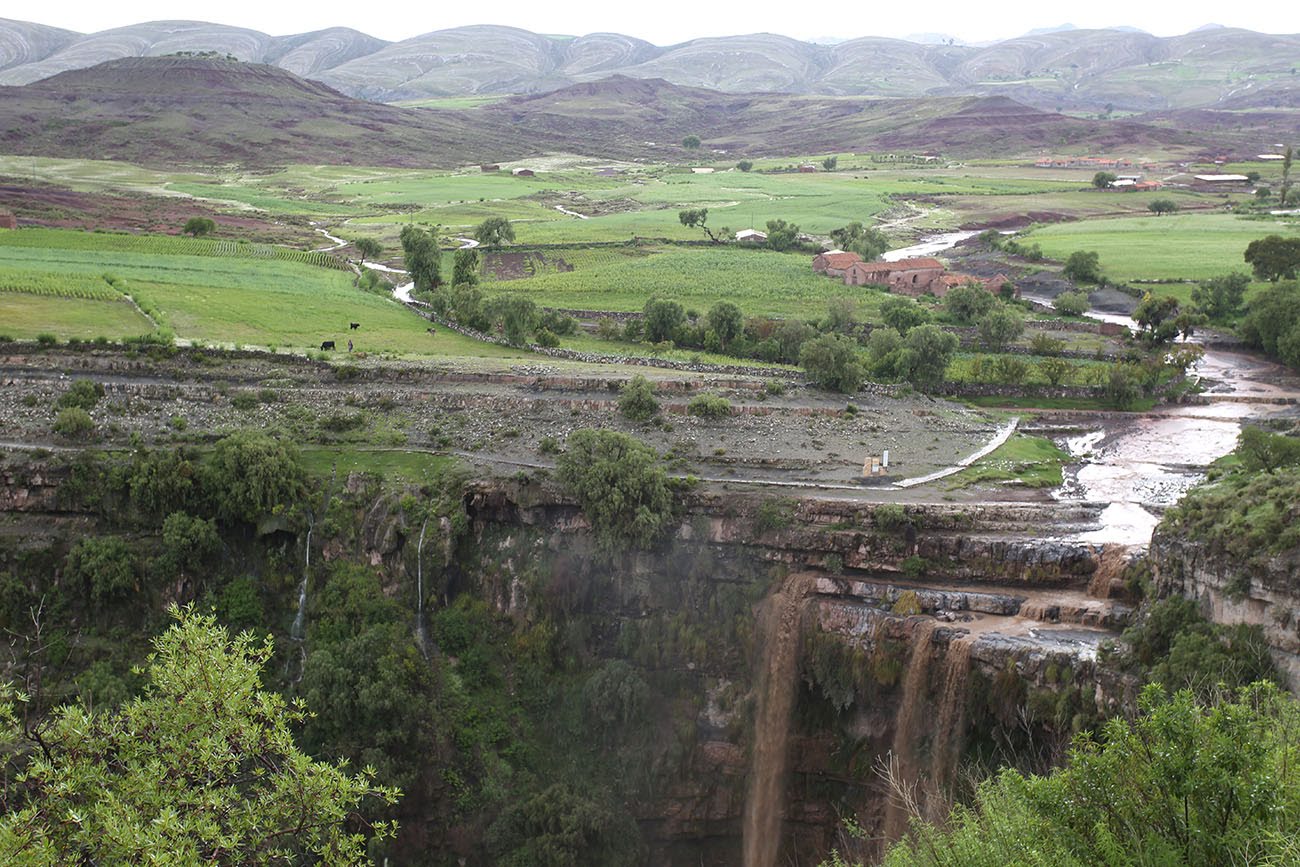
[0,211,16,230]
[735,229,767,244]
[812,250,863,278]
[798,164,817,173]
[512,168,535,177]
[480,164,500,172]
[842,258,944,294]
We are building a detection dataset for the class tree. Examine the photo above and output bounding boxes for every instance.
[299,564,440,794]
[486,783,643,866]
[556,429,674,551]
[678,208,722,244]
[991,355,1028,385]
[489,294,538,346]
[943,283,995,324]
[1147,198,1179,215]
[399,224,442,292]
[0,607,398,864]
[898,325,958,391]
[352,237,382,266]
[881,683,1300,867]
[829,222,889,260]
[800,333,865,393]
[736,160,753,172]
[977,307,1024,352]
[618,375,659,422]
[706,301,744,349]
[774,319,816,363]
[1244,235,1300,281]
[823,296,859,333]
[1053,290,1090,316]
[1173,309,1207,340]
[205,430,307,525]
[822,156,838,171]
[1191,272,1249,321]
[1039,356,1073,386]
[451,247,480,287]
[643,297,685,344]
[764,219,800,252]
[1133,292,1180,344]
[1105,363,1143,409]
[1091,171,1117,189]
[880,297,929,335]
[182,216,215,237]
[473,217,515,247]
[681,135,701,149]
[1062,250,1103,284]
[1237,426,1300,473]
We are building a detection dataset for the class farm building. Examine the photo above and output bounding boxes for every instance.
[0,211,15,229]
[480,164,500,172]
[833,255,1010,298]
[512,168,535,177]
[735,229,767,244]
[812,250,863,278]
[843,258,944,294]
[1194,174,1249,182]
[798,164,817,173]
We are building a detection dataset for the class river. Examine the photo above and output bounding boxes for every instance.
[886,227,1300,547]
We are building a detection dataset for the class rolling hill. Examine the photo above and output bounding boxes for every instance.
[0,57,541,167]
[1,18,1299,112]
[0,58,1214,167]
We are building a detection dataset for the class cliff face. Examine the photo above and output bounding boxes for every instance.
[0,460,1135,866]
[459,480,1135,864]
[1150,532,1300,691]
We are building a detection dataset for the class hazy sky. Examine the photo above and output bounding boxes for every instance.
[24,0,1300,44]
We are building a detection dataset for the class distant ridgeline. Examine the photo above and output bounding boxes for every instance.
[162,51,241,61]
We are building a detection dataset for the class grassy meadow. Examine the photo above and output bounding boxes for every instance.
[1022,213,1300,291]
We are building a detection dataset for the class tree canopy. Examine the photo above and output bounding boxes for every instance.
[1062,250,1103,284]
[1244,235,1300,282]
[800,333,865,393]
[183,217,216,237]
[830,222,889,261]
[882,683,1300,867]
[352,237,382,265]
[556,430,675,552]
[0,607,398,865]
[399,224,442,292]
[473,217,515,247]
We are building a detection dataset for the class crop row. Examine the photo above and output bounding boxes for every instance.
[0,271,121,300]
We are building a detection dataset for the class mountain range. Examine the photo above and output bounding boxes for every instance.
[2,18,1299,111]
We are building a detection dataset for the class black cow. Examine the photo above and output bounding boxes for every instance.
[320,340,336,351]
[350,322,360,330]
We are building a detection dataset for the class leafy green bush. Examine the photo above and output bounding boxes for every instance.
[882,682,1300,867]
[617,375,659,422]
[57,379,104,411]
[65,536,136,602]
[687,393,731,418]
[556,429,674,552]
[206,431,306,524]
[53,407,95,438]
[800,333,864,393]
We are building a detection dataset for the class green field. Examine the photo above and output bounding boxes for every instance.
[1022,213,1300,288]
[948,434,1070,488]
[0,228,525,357]
[0,294,155,340]
[481,245,882,317]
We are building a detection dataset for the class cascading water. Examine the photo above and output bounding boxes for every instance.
[414,516,429,657]
[742,573,813,867]
[884,620,939,840]
[925,636,973,821]
[290,517,313,641]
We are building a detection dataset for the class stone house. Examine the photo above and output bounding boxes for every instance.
[842,257,944,294]
[735,229,767,244]
[812,250,863,278]
[0,211,15,230]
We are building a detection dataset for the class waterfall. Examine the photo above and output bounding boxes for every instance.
[742,573,813,867]
[884,620,938,841]
[926,636,973,821]
[414,516,429,658]
[290,518,313,642]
